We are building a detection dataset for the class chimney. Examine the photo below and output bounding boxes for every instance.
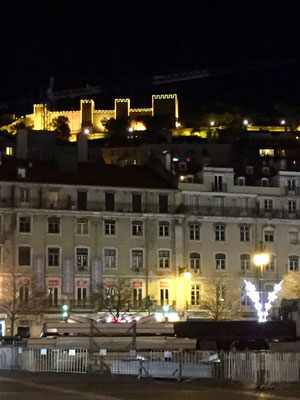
[16,129,28,160]
[77,131,88,163]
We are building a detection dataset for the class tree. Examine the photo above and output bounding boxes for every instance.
[104,117,131,145]
[0,270,46,336]
[199,280,240,320]
[93,278,134,319]
[51,116,71,141]
[281,272,300,299]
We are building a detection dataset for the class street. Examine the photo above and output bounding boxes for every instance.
[0,371,300,400]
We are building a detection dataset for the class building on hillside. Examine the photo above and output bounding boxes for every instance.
[21,94,178,136]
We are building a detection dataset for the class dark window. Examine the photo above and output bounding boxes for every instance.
[77,191,87,210]
[159,195,168,213]
[132,194,142,213]
[18,246,31,266]
[20,286,29,304]
[105,193,115,211]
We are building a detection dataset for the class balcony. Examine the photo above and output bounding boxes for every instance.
[46,299,94,311]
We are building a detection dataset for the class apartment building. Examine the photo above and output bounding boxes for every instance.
[1,150,300,334]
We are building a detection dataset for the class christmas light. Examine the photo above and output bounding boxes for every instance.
[244,280,283,323]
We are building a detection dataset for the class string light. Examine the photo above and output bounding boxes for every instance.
[244,279,283,323]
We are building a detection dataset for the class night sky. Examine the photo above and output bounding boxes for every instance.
[0,1,299,118]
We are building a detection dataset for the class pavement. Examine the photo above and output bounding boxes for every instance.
[0,371,300,400]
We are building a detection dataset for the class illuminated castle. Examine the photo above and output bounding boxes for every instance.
[26,94,178,135]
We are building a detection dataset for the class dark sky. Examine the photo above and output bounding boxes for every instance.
[0,1,299,117]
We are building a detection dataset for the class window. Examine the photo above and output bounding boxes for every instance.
[48,191,59,208]
[158,250,170,269]
[264,229,274,242]
[190,224,200,240]
[158,221,169,237]
[160,288,169,305]
[288,200,296,214]
[215,253,226,270]
[104,248,117,268]
[5,146,13,156]
[132,194,142,213]
[48,217,60,234]
[159,194,168,213]
[216,285,226,302]
[240,225,250,242]
[76,248,88,270]
[20,188,30,204]
[265,255,275,272]
[191,284,200,306]
[246,166,254,175]
[214,175,223,191]
[19,216,31,233]
[240,254,251,270]
[287,179,296,192]
[241,284,251,306]
[19,286,29,305]
[237,177,245,186]
[76,218,89,235]
[288,255,299,271]
[104,220,116,235]
[215,224,226,241]
[132,221,143,236]
[190,252,201,270]
[77,191,87,210]
[105,192,115,211]
[289,230,298,244]
[131,249,143,270]
[18,246,31,266]
[133,288,142,308]
[264,199,273,213]
[47,248,60,267]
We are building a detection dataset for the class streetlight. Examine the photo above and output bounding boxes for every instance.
[280,119,286,126]
[210,121,215,127]
[243,119,249,126]
[62,304,70,321]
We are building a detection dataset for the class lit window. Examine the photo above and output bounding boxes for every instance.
[5,147,13,156]
[241,284,251,306]
[259,149,274,157]
[191,284,200,306]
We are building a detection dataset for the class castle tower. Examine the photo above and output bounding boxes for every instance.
[114,98,130,119]
[33,104,48,130]
[80,99,95,133]
[152,94,178,127]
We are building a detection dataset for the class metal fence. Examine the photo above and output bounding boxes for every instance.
[0,347,300,383]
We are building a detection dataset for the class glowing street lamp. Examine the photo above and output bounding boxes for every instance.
[210,121,215,126]
[243,119,249,126]
[281,119,286,126]
[184,271,191,280]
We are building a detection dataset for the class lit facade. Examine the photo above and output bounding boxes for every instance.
[1,163,300,334]
[25,95,178,135]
